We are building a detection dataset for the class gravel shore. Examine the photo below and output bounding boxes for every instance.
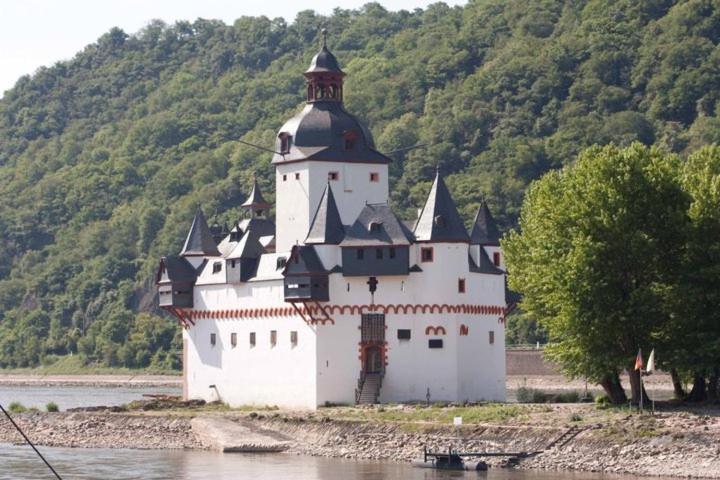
[1,404,719,478]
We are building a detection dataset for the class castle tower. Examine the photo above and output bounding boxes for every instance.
[272,32,392,252]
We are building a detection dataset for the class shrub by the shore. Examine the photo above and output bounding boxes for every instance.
[8,401,26,413]
[46,402,59,412]
[517,387,583,404]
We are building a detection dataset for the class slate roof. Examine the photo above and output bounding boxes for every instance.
[238,217,276,238]
[413,171,469,243]
[157,255,198,284]
[470,200,501,245]
[306,183,345,245]
[180,209,221,257]
[283,245,328,276]
[341,203,414,246]
[272,103,390,165]
[226,230,264,260]
[241,178,272,211]
[468,249,504,275]
[305,45,345,76]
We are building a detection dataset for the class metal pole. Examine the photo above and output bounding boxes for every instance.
[0,403,63,479]
[639,372,644,414]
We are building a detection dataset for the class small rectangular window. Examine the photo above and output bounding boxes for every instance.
[376,248,383,259]
[210,333,216,347]
[230,259,236,268]
[489,331,495,345]
[295,172,300,180]
[249,332,256,347]
[212,262,222,273]
[328,171,339,181]
[357,248,364,260]
[397,329,411,340]
[230,333,237,348]
[389,247,396,259]
[270,330,277,347]
[370,172,379,182]
[421,247,434,262]
[429,339,443,349]
[280,134,292,154]
[458,278,466,293]
[290,331,298,347]
[493,252,501,266]
[282,174,287,181]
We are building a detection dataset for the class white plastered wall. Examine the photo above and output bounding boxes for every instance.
[275,161,389,252]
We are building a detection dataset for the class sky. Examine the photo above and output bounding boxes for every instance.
[0,0,466,95]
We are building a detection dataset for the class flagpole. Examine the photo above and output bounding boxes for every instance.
[639,371,644,414]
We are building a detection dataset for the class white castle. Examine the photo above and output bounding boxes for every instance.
[157,40,510,409]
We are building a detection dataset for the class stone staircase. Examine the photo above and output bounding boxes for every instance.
[357,373,382,404]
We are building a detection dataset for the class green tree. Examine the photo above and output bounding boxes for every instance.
[504,144,688,404]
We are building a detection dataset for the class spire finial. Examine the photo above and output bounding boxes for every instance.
[321,28,328,47]
[435,164,440,176]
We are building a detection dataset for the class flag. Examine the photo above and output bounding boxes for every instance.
[634,348,643,371]
[646,349,656,374]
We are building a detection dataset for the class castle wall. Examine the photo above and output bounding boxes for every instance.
[275,161,389,251]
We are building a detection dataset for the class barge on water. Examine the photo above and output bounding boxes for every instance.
[412,446,542,471]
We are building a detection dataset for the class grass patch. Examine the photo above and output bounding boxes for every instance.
[331,403,536,424]
[517,387,582,403]
[45,402,59,412]
[0,355,180,376]
[8,401,26,413]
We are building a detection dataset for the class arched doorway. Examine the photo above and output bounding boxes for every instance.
[364,346,383,374]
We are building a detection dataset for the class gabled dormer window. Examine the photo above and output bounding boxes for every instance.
[279,133,292,154]
[369,221,382,233]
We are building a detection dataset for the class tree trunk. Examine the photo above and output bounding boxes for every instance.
[628,366,651,405]
[707,368,719,403]
[600,372,627,404]
[670,368,686,400]
[687,374,706,402]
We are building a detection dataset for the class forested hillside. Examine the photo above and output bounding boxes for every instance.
[0,0,718,369]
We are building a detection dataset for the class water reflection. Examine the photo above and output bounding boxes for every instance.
[0,444,676,480]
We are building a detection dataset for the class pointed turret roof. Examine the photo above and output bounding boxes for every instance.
[413,170,469,243]
[241,177,271,213]
[305,183,345,245]
[470,200,501,245]
[180,209,221,257]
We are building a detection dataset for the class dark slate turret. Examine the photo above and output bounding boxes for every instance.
[283,245,329,301]
[306,183,345,245]
[241,176,272,215]
[413,170,469,243]
[470,200,501,246]
[157,255,198,308]
[180,209,221,257]
[272,32,391,166]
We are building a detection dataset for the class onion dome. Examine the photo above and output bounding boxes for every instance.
[272,32,390,165]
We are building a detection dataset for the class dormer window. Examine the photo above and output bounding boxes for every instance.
[276,257,287,270]
[434,215,446,227]
[279,133,292,154]
[343,130,358,151]
[369,221,382,233]
[212,261,222,273]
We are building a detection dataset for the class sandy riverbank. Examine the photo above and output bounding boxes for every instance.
[1,402,719,478]
[0,374,181,388]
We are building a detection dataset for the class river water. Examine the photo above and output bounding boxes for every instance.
[0,385,679,479]
[0,444,673,480]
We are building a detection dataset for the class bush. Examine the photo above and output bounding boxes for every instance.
[8,402,26,413]
[516,387,548,403]
[595,394,611,408]
[569,412,583,422]
[46,402,59,412]
[550,391,581,403]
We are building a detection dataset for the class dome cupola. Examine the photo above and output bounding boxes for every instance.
[304,29,345,103]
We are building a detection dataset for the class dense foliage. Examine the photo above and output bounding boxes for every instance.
[0,1,719,369]
[504,144,720,403]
